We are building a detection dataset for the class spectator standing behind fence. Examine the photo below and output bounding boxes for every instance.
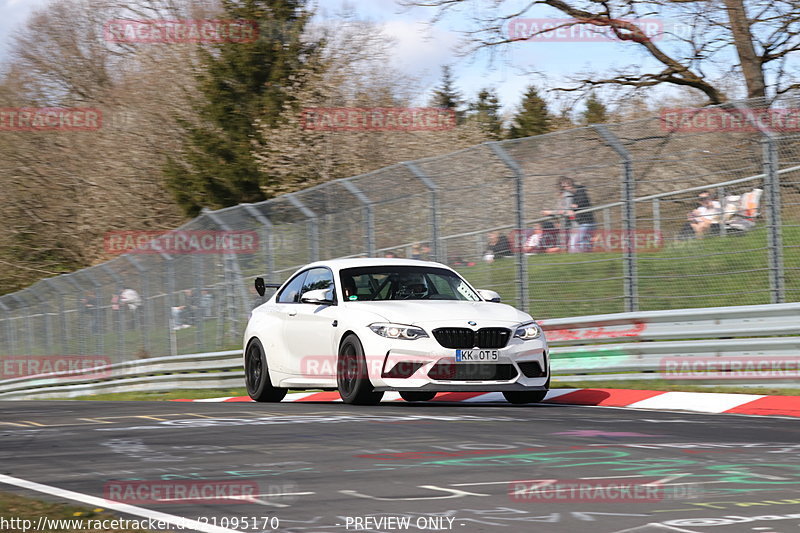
[119,288,141,330]
[542,177,575,250]
[171,289,193,330]
[81,290,99,334]
[564,178,595,252]
[484,231,512,262]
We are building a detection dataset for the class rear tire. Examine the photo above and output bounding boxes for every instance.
[337,334,384,405]
[400,391,437,402]
[245,338,287,402]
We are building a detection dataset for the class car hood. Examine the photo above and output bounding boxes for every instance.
[343,300,531,326]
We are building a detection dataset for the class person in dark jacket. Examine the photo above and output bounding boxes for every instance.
[561,177,595,252]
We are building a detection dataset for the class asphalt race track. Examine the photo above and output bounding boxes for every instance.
[1,400,799,533]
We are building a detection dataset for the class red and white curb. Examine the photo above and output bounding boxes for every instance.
[173,388,800,418]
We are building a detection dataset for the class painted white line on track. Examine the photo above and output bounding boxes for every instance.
[195,396,233,402]
[627,391,764,413]
[0,474,245,533]
[610,522,702,532]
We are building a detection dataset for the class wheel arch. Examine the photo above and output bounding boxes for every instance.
[337,330,358,351]
[244,335,262,361]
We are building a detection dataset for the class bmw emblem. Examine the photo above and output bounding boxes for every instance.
[468,321,477,326]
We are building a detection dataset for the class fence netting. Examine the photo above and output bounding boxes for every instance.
[1,97,798,362]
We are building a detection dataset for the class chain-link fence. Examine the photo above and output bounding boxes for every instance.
[1,97,799,362]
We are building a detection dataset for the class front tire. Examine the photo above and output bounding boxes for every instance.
[245,338,287,402]
[503,390,548,404]
[400,391,437,402]
[337,334,384,405]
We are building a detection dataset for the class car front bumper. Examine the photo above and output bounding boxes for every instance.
[360,329,549,392]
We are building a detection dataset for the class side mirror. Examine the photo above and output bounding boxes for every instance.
[300,288,335,305]
[477,289,502,303]
[255,277,266,297]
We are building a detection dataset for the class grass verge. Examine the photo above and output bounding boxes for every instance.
[0,491,152,532]
[71,388,249,401]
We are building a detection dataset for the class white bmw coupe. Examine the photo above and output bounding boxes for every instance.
[244,258,549,405]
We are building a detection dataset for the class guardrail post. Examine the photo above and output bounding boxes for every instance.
[487,142,530,312]
[124,255,150,354]
[160,253,177,357]
[43,279,68,356]
[339,179,375,257]
[403,162,441,263]
[77,272,105,355]
[763,137,785,303]
[243,204,276,283]
[202,210,251,342]
[9,294,33,356]
[101,264,126,362]
[286,194,319,262]
[733,102,784,303]
[0,299,15,356]
[594,125,638,312]
[25,289,53,356]
[652,198,660,236]
[63,275,89,355]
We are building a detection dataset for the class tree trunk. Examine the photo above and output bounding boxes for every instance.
[723,0,766,100]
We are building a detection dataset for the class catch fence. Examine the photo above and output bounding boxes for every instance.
[1,97,798,362]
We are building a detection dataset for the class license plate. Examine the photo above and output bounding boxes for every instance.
[455,349,499,363]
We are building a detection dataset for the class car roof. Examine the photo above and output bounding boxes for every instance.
[302,257,453,273]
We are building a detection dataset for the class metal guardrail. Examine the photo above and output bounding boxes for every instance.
[0,350,241,400]
[543,302,800,386]
[1,303,797,399]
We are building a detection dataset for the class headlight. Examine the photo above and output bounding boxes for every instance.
[514,322,541,340]
[369,323,428,340]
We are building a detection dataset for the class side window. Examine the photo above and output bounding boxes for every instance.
[277,272,308,304]
[300,268,334,299]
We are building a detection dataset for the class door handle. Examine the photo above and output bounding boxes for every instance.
[288,310,297,317]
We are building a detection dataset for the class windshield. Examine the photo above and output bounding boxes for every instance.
[339,266,481,302]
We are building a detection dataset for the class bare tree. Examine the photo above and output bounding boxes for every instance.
[253,19,489,196]
[0,0,218,293]
[402,0,800,104]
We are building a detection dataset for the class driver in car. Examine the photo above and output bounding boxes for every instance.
[396,274,429,299]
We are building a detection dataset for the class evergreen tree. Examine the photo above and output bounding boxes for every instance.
[468,88,504,138]
[429,65,465,123]
[507,85,552,139]
[581,93,608,125]
[164,0,318,216]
